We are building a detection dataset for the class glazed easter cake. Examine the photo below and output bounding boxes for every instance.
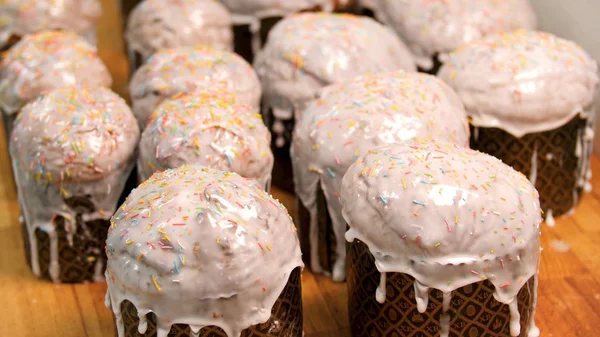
[105,165,303,337]
[11,86,139,283]
[439,30,599,219]
[342,140,542,337]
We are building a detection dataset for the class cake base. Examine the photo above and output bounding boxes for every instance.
[470,117,586,217]
[297,186,337,275]
[418,54,443,75]
[118,164,139,207]
[21,196,110,283]
[2,109,16,143]
[121,0,142,28]
[118,268,303,337]
[127,49,144,78]
[347,240,537,337]
[263,107,296,193]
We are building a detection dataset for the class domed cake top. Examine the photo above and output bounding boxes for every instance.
[0,0,101,48]
[11,86,139,182]
[375,0,536,69]
[438,30,599,136]
[126,0,233,60]
[130,45,261,128]
[139,90,273,187]
[257,12,415,85]
[0,30,111,115]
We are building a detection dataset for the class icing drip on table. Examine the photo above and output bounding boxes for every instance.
[342,140,542,337]
[254,12,416,149]
[374,0,537,70]
[10,86,139,282]
[104,165,303,337]
[130,45,261,130]
[138,89,273,190]
[0,0,101,48]
[545,210,555,227]
[0,31,111,116]
[126,0,233,62]
[292,70,468,281]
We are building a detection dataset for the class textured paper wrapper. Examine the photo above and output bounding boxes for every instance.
[347,240,537,337]
[119,164,140,207]
[2,112,16,144]
[297,186,336,275]
[118,267,303,337]
[121,0,142,28]
[21,196,110,283]
[419,54,443,75]
[127,47,144,77]
[263,105,295,193]
[470,117,585,217]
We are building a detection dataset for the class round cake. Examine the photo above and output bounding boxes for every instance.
[126,0,233,70]
[10,86,139,283]
[293,70,469,281]
[138,89,273,189]
[374,0,537,72]
[105,165,303,337]
[254,12,416,192]
[0,30,111,137]
[438,29,599,218]
[342,140,542,337]
[0,0,102,50]
[129,45,261,130]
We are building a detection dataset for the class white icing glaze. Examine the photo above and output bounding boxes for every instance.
[10,86,139,282]
[440,291,452,337]
[105,165,303,337]
[254,13,416,148]
[374,0,536,70]
[0,31,111,116]
[577,112,596,197]
[130,46,261,130]
[438,30,599,138]
[138,90,273,190]
[292,70,469,281]
[528,274,540,337]
[342,140,542,336]
[529,143,538,186]
[0,0,101,48]
[126,0,233,62]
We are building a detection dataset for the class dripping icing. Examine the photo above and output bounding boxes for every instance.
[440,292,452,337]
[376,272,386,303]
[529,143,538,186]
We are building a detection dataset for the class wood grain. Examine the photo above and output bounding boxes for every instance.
[1,1,599,336]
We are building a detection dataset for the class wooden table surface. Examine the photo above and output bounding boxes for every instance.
[1,1,600,336]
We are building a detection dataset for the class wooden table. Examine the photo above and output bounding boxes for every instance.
[1,1,600,336]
